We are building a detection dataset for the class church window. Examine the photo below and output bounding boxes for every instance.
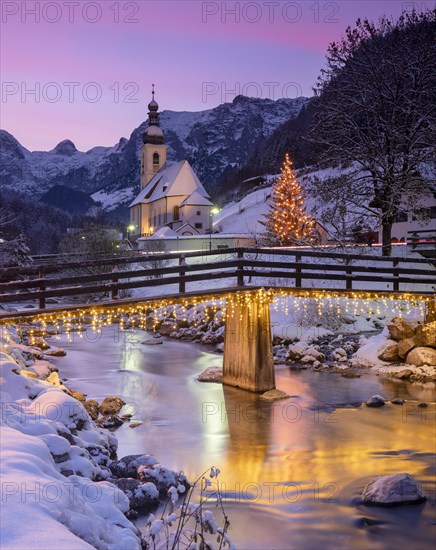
[153,152,159,165]
[196,210,201,216]
[195,223,203,229]
[173,206,180,221]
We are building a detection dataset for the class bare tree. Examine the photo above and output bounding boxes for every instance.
[309,10,436,255]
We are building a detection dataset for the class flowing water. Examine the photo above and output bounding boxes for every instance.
[56,327,436,550]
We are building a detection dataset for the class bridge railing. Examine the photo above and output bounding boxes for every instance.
[0,247,434,310]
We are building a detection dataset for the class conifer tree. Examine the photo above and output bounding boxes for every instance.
[263,153,315,245]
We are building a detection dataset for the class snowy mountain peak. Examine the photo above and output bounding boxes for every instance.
[1,96,309,212]
[49,140,78,156]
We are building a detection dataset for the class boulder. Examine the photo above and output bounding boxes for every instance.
[362,473,426,506]
[365,395,385,408]
[406,347,436,367]
[398,334,421,359]
[99,395,125,416]
[421,322,436,348]
[109,454,158,479]
[377,342,399,362]
[108,478,159,512]
[387,317,415,341]
[83,399,99,421]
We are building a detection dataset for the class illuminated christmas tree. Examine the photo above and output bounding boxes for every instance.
[263,153,316,245]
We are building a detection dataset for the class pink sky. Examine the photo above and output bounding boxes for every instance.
[0,0,423,151]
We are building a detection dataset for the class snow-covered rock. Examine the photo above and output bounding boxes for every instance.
[109,454,158,479]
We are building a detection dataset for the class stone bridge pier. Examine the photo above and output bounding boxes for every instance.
[223,295,275,393]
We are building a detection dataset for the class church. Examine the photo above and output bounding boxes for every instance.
[129,88,213,237]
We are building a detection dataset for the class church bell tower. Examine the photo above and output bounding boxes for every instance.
[140,85,167,190]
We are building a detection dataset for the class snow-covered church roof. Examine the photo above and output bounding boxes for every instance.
[180,189,213,207]
[130,160,211,207]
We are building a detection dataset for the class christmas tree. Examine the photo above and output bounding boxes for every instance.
[263,153,316,245]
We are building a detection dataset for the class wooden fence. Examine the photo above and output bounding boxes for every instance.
[0,248,434,310]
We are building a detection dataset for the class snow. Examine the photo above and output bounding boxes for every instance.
[91,186,137,211]
[0,345,142,550]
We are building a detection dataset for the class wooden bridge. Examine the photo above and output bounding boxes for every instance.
[1,248,434,393]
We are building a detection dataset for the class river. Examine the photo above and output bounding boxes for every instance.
[56,327,436,550]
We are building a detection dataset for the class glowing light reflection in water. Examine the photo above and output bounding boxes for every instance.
[57,328,435,550]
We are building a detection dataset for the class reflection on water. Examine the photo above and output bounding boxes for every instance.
[57,328,436,550]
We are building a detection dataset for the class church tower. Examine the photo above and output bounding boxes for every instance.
[140,85,167,190]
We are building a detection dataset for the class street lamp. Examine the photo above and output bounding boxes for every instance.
[209,206,220,250]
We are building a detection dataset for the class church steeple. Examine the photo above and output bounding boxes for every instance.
[140,85,167,190]
[143,84,164,145]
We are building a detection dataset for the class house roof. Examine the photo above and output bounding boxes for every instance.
[130,160,210,207]
[180,190,213,207]
[175,221,201,235]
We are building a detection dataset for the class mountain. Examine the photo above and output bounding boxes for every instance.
[40,185,98,215]
[0,95,308,213]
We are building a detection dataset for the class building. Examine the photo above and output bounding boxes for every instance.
[129,87,212,237]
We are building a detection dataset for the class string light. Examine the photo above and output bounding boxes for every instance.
[0,288,431,340]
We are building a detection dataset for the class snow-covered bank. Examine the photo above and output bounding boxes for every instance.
[0,334,142,549]
[1,327,235,550]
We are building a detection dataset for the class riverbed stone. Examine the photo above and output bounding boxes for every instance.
[377,341,399,362]
[395,368,413,379]
[98,415,124,430]
[197,366,223,383]
[260,389,290,400]
[99,395,125,416]
[69,389,86,403]
[391,398,404,405]
[158,321,176,336]
[44,348,67,357]
[108,478,159,512]
[362,473,426,506]
[109,454,158,479]
[365,395,385,408]
[32,338,50,350]
[406,347,436,367]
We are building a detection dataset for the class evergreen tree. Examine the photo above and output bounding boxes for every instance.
[262,153,315,245]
